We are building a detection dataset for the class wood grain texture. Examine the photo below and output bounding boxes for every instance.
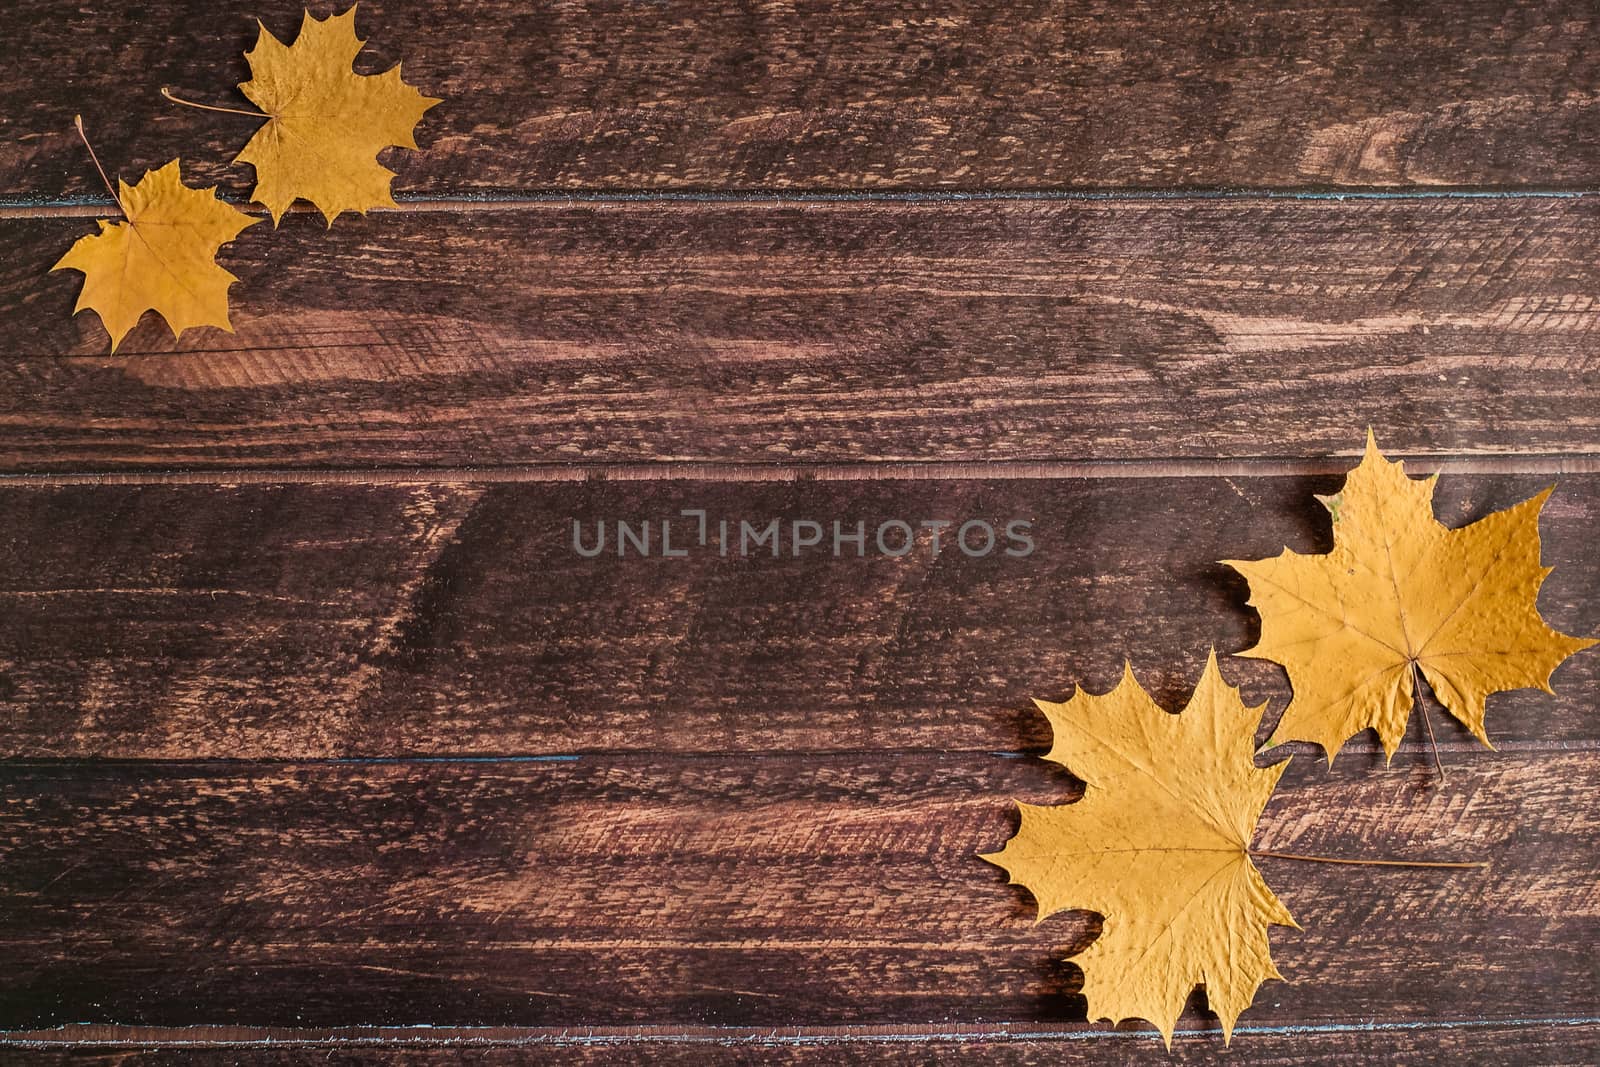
[1,474,1594,759]
[9,1,1600,1056]
[0,752,1593,1032]
[6,1,1600,198]
[9,1021,1600,1065]
[9,196,1600,470]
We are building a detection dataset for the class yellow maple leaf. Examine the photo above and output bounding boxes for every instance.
[235,5,441,224]
[51,159,258,353]
[982,653,1296,1046]
[1226,432,1595,763]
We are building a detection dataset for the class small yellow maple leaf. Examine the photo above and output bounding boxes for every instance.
[235,5,441,225]
[982,653,1296,1046]
[1226,432,1595,764]
[51,159,258,353]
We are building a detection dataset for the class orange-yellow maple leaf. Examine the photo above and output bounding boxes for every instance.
[235,5,441,224]
[982,654,1296,1046]
[51,159,258,353]
[1227,432,1595,763]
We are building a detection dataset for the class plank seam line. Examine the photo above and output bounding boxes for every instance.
[4,1016,1598,1048]
[5,453,1600,487]
[2,187,1598,218]
[3,738,1595,769]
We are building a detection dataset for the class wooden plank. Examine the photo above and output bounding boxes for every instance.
[6,1,1600,198]
[0,752,1592,1032]
[8,197,1600,470]
[1,474,1595,759]
[8,1020,1600,1064]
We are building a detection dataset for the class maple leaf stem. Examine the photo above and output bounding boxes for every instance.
[160,87,268,121]
[1410,660,1448,785]
[1420,701,1448,784]
[71,115,125,217]
[1250,849,1488,870]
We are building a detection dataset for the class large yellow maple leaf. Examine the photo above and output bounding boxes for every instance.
[235,6,441,224]
[1227,432,1594,763]
[982,653,1296,1046]
[51,159,258,353]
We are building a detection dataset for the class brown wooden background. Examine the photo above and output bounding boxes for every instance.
[2,1,1599,1062]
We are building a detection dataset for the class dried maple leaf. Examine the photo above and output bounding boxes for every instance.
[234,6,441,224]
[982,653,1296,1046]
[1226,432,1595,763]
[52,159,258,353]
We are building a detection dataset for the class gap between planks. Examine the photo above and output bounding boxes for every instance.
[4,1017,1599,1050]
[9,738,1599,769]
[3,187,1600,219]
[4,453,1600,488]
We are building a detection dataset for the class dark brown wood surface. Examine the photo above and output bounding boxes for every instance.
[4,0,1598,1061]
[1,474,1595,758]
[10,1023,1600,1067]
[8,1022,1600,1065]
[8,197,1600,470]
[5,0,1600,198]
[1,754,1593,1030]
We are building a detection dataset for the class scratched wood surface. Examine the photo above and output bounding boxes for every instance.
[8,1023,1600,1065]
[8,198,1600,470]
[5,0,1600,198]
[1,474,1595,759]
[1,755,1594,1029]
[3,0,1599,1061]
